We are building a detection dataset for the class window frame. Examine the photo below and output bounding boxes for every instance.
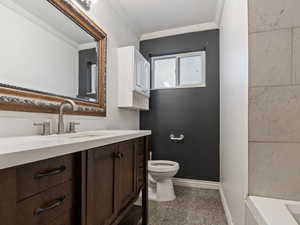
[151,51,206,90]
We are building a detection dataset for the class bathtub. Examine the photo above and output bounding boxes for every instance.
[246,196,300,225]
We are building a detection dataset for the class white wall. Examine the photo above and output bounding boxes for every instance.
[219,0,248,224]
[0,0,140,137]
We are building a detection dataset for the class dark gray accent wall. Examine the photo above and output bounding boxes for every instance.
[140,30,220,181]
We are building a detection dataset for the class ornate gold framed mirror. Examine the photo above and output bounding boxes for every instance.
[0,0,107,116]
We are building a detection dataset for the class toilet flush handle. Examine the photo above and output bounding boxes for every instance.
[170,134,184,142]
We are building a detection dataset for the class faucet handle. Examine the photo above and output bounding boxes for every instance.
[34,121,51,136]
[69,122,80,133]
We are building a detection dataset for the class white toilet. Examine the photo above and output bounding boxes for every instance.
[148,160,180,202]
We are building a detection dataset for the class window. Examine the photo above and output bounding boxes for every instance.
[151,51,206,89]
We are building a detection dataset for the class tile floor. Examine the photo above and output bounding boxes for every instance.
[149,186,227,225]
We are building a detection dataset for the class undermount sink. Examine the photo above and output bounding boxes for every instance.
[59,131,116,139]
[67,133,107,139]
[287,204,300,224]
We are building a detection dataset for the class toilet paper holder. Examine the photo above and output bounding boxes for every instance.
[170,134,184,142]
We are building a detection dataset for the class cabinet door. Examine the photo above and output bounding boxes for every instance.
[135,52,145,88]
[87,145,118,225]
[117,140,136,212]
[0,168,17,225]
[144,61,150,91]
[134,50,150,98]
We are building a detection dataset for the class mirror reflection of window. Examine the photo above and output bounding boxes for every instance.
[78,47,98,101]
[90,63,97,94]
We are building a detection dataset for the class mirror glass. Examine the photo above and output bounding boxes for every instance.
[0,0,99,103]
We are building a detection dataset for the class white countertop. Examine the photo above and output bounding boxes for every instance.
[0,130,151,169]
[246,196,300,225]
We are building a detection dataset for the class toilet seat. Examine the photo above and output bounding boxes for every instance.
[148,160,179,173]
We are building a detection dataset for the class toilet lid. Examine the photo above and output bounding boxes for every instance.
[148,160,179,172]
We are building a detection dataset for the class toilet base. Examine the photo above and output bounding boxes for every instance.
[149,178,176,202]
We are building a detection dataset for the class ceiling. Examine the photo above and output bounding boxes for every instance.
[107,0,223,39]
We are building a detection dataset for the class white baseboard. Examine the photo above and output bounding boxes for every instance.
[172,178,220,190]
[219,185,234,225]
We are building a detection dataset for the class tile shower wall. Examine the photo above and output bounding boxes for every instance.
[249,0,300,200]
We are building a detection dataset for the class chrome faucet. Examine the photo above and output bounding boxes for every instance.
[58,99,76,134]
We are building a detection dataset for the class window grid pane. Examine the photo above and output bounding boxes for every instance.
[152,52,205,89]
[179,55,203,86]
[153,57,176,89]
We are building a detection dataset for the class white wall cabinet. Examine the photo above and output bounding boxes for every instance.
[118,46,150,110]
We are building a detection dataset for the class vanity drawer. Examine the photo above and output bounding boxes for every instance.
[17,155,74,201]
[17,181,73,225]
[49,210,73,225]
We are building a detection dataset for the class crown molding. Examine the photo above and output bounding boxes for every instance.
[140,22,219,41]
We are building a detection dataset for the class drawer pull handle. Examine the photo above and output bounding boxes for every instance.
[34,196,66,216]
[34,166,66,179]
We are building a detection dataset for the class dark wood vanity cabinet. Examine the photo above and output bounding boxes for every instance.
[87,144,118,225]
[0,168,17,225]
[86,139,147,225]
[0,136,149,225]
[16,155,74,201]
[0,155,74,225]
[117,140,137,212]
